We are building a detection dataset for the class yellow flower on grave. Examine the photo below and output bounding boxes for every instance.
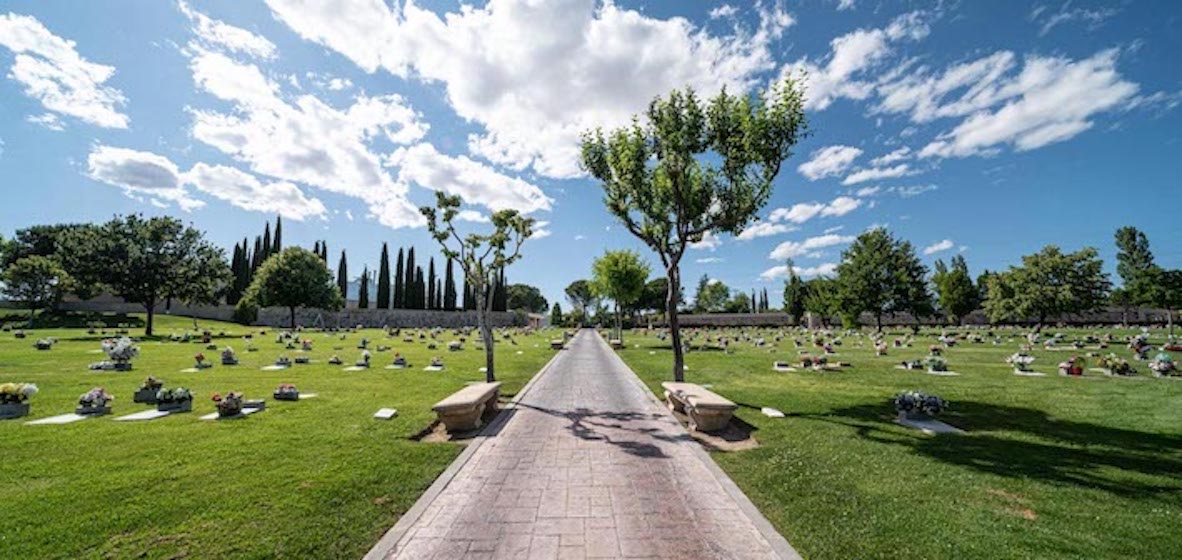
[0,383,15,395]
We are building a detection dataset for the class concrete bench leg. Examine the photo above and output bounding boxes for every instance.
[687,407,734,433]
[664,391,688,413]
[437,403,486,432]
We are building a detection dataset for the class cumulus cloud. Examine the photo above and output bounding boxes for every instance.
[869,146,911,166]
[769,234,855,260]
[736,221,797,241]
[764,195,864,227]
[185,163,326,220]
[689,230,722,251]
[178,1,277,59]
[1030,3,1119,36]
[842,163,911,185]
[456,209,490,223]
[387,143,552,214]
[888,184,938,197]
[0,13,129,128]
[821,195,862,217]
[760,261,837,280]
[87,146,203,211]
[798,145,862,180]
[265,0,794,178]
[530,221,552,239]
[922,238,954,255]
[775,11,929,111]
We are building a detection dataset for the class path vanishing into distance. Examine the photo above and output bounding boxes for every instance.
[368,330,799,559]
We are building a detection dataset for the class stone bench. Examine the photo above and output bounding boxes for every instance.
[550,339,565,350]
[661,382,738,432]
[432,382,502,432]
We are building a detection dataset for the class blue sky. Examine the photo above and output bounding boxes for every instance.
[1,0,1180,308]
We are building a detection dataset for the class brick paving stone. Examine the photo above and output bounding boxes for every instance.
[384,332,784,559]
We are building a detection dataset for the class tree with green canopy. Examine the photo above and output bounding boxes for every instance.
[983,246,1110,329]
[393,247,405,308]
[336,251,348,302]
[932,255,978,325]
[506,283,549,313]
[693,276,730,313]
[357,267,370,309]
[580,79,807,381]
[237,247,343,329]
[591,250,651,342]
[638,277,682,314]
[782,260,806,324]
[836,228,933,331]
[1,256,73,321]
[70,215,229,336]
[421,191,533,383]
[443,258,457,311]
[550,302,564,326]
[564,279,597,325]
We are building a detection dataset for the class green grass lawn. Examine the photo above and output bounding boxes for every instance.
[0,314,557,559]
[615,326,1182,560]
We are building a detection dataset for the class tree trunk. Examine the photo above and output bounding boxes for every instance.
[145,299,155,336]
[289,306,297,330]
[667,266,685,383]
[476,287,495,382]
[875,312,882,333]
[1169,309,1175,339]
[615,302,623,343]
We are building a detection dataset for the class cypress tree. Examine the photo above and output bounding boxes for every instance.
[377,243,391,309]
[414,266,425,310]
[462,279,473,310]
[251,235,263,271]
[226,243,242,304]
[444,258,457,311]
[435,279,443,310]
[238,237,252,294]
[404,247,416,308]
[337,250,348,303]
[427,257,437,311]
[393,248,405,309]
[262,221,272,259]
[312,241,320,257]
[272,216,282,254]
[358,267,370,309]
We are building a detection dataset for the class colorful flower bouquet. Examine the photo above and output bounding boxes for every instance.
[194,353,213,370]
[874,341,888,356]
[1006,352,1035,372]
[0,382,38,419]
[801,355,828,368]
[391,353,409,368]
[1149,352,1177,377]
[221,347,239,365]
[90,337,139,371]
[1058,356,1084,376]
[212,391,244,417]
[135,376,165,403]
[156,387,193,412]
[77,387,114,415]
[1097,353,1135,376]
[301,339,313,352]
[893,390,948,419]
[273,384,299,401]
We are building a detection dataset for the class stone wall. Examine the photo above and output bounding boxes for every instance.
[665,307,1175,328]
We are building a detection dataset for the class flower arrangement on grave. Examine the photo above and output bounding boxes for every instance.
[328,355,343,365]
[301,339,313,352]
[212,391,244,417]
[1149,352,1176,376]
[156,387,193,412]
[1097,353,1134,375]
[923,356,948,372]
[0,382,37,419]
[1006,352,1035,372]
[77,387,114,415]
[14,329,27,339]
[429,356,444,368]
[106,337,139,364]
[448,340,463,351]
[221,347,238,365]
[273,384,299,401]
[875,341,888,356]
[275,355,292,367]
[893,390,948,418]
[134,376,165,403]
[294,354,310,364]
[1058,356,1084,376]
[928,345,942,356]
[201,330,212,344]
[356,350,372,367]
[193,353,212,370]
[34,338,54,350]
[1163,342,1182,352]
[392,353,408,367]
[358,338,370,350]
[822,343,836,355]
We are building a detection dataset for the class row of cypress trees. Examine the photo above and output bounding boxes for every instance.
[222,216,509,312]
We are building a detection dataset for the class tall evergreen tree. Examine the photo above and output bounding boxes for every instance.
[377,243,391,309]
[427,257,437,310]
[272,216,282,254]
[262,221,272,259]
[414,266,425,309]
[444,258,457,311]
[404,247,416,308]
[783,261,806,324]
[336,250,348,304]
[251,235,263,271]
[463,279,473,310]
[393,247,405,309]
[357,267,370,309]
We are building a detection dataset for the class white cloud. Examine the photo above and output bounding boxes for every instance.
[922,239,954,255]
[760,262,837,280]
[709,4,738,19]
[775,11,928,111]
[854,185,881,197]
[835,0,856,11]
[798,145,862,180]
[737,221,797,241]
[87,146,204,211]
[27,112,64,131]
[178,1,277,59]
[456,209,490,223]
[820,195,861,217]
[842,163,910,185]
[888,184,938,197]
[265,0,794,178]
[1031,3,1119,36]
[387,143,552,214]
[689,231,722,251]
[769,234,855,260]
[770,202,824,224]
[916,49,1138,158]
[530,221,552,239]
[0,13,129,128]
[185,163,326,220]
[823,225,845,234]
[766,194,864,226]
[696,257,725,264]
[869,146,911,166]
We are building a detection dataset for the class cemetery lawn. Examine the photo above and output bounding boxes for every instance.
[0,313,556,559]
[616,327,1182,560]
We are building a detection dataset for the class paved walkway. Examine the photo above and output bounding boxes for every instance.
[371,331,796,559]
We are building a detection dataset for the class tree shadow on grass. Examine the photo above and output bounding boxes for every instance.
[821,401,1182,499]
